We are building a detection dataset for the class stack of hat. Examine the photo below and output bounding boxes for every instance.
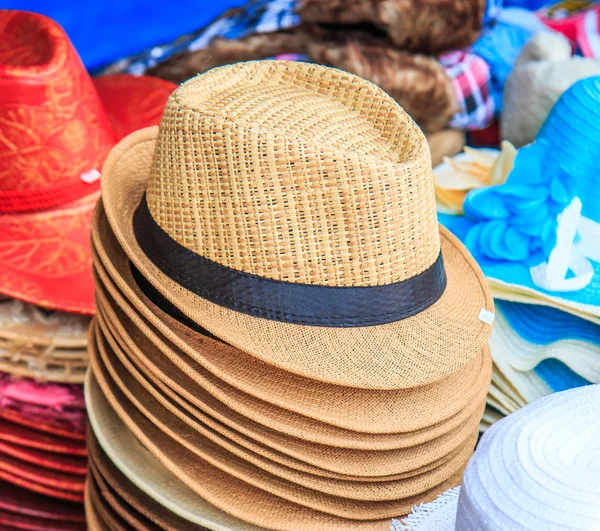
[84,60,494,529]
[397,384,600,531]
[0,9,175,529]
[433,75,600,430]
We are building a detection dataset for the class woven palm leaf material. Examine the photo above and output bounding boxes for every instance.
[94,281,489,466]
[147,28,456,134]
[87,363,465,529]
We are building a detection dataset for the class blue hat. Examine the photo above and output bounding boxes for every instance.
[441,76,600,312]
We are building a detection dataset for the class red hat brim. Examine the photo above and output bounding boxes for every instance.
[0,508,86,531]
[0,417,87,456]
[0,74,175,314]
[0,439,87,475]
[0,408,87,441]
[0,468,84,503]
[0,480,85,522]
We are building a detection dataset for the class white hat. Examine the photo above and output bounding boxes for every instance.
[399,385,600,530]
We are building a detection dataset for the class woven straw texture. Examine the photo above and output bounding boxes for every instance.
[90,317,481,480]
[99,61,493,390]
[87,430,209,531]
[147,61,438,286]
[86,365,464,530]
[0,299,89,383]
[91,316,479,501]
[93,292,483,481]
[90,325,475,518]
[91,220,492,437]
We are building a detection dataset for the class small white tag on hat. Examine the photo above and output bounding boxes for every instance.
[81,169,101,183]
[479,308,495,325]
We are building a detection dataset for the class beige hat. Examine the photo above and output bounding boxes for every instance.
[0,298,89,383]
[89,318,480,481]
[94,294,485,483]
[502,32,600,148]
[99,60,493,390]
[91,321,477,513]
[90,212,492,440]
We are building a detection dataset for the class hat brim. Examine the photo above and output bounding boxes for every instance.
[0,408,86,441]
[0,480,85,521]
[0,75,175,315]
[101,127,493,390]
[85,366,463,529]
[91,230,491,438]
[90,319,479,498]
[0,417,87,455]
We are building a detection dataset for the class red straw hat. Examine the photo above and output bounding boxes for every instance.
[0,10,176,313]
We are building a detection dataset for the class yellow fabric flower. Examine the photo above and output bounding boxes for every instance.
[434,141,517,214]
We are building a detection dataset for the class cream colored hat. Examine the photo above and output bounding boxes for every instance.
[0,298,89,383]
[502,32,600,148]
[99,60,493,390]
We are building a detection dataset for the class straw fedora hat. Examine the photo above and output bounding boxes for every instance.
[99,60,493,389]
[93,296,485,478]
[399,384,600,531]
[91,217,492,440]
[0,10,175,314]
[89,333,476,518]
[89,321,480,481]
[91,318,479,500]
[85,370,462,530]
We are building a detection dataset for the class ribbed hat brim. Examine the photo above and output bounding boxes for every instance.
[85,370,431,530]
[91,218,492,438]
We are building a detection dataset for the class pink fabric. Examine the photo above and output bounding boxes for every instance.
[0,373,86,434]
[0,373,84,410]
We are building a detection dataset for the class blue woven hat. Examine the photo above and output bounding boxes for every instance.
[441,76,600,313]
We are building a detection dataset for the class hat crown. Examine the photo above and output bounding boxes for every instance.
[0,11,116,211]
[145,61,440,287]
[538,76,600,220]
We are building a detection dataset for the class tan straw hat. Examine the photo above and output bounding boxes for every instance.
[89,321,479,481]
[91,318,478,503]
[99,60,493,390]
[94,297,484,480]
[91,328,476,515]
[90,217,492,439]
[85,367,463,529]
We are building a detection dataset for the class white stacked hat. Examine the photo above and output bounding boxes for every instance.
[399,384,600,531]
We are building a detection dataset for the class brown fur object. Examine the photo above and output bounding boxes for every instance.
[148,28,457,133]
[298,0,486,54]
